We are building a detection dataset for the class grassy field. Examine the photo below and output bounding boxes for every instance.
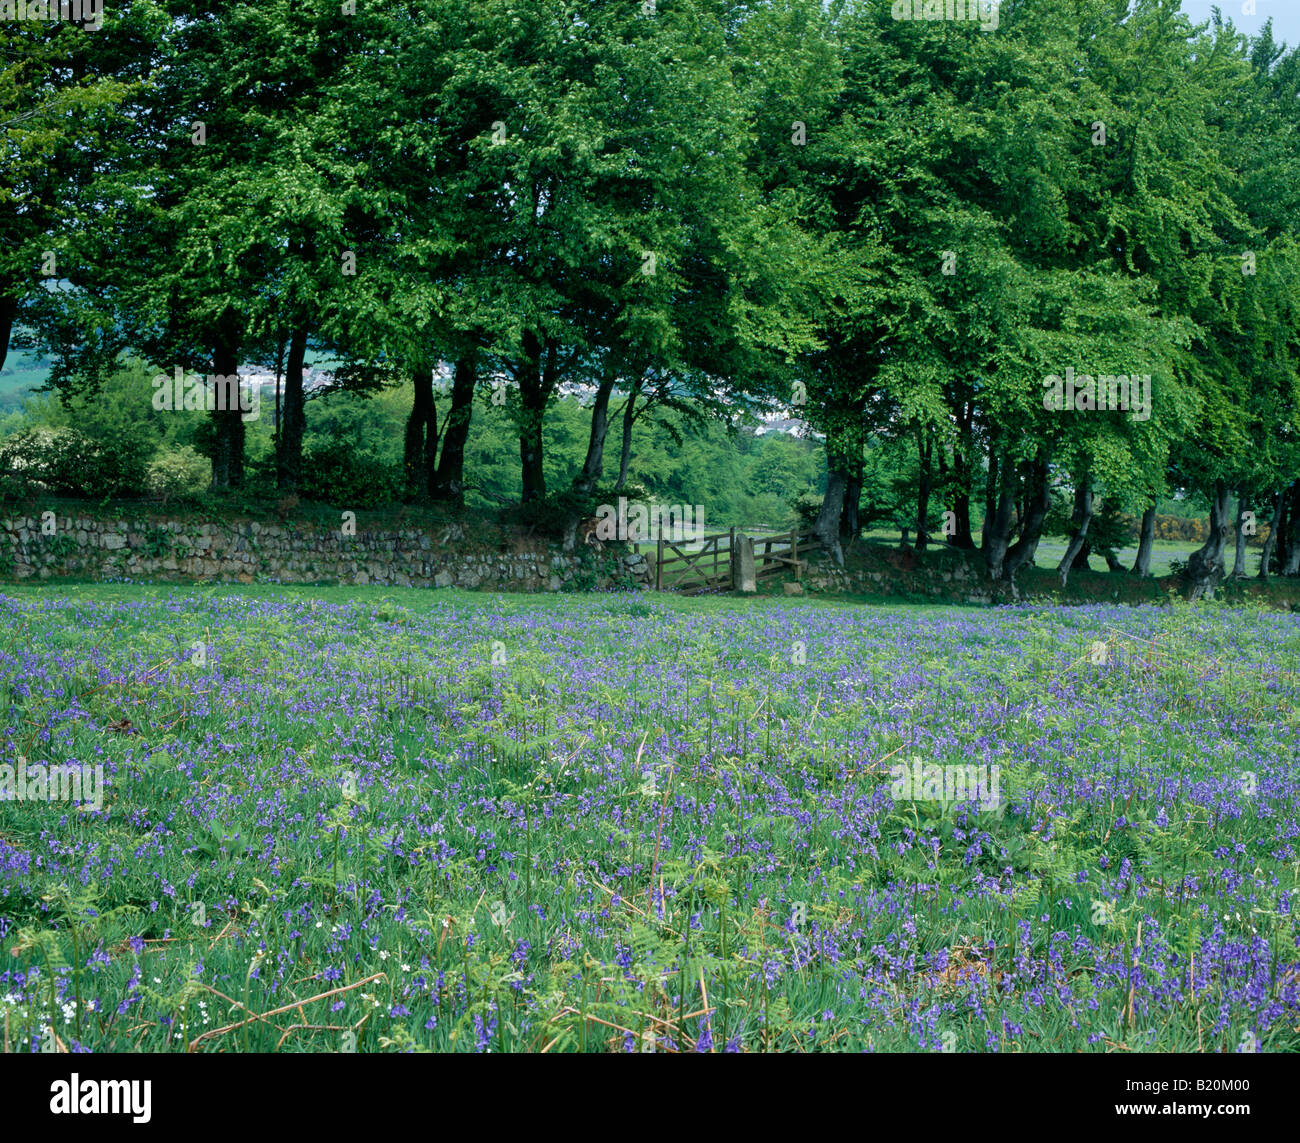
[1031,537,1201,577]
[1,584,1298,1052]
[861,530,1202,577]
[657,529,1207,579]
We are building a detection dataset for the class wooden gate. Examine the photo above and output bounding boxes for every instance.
[654,529,735,594]
[653,528,821,594]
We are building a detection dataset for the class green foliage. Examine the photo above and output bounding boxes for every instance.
[300,439,402,510]
[0,0,1297,586]
[146,446,210,503]
[1084,500,1135,566]
[0,426,144,499]
[46,533,77,562]
[140,525,173,559]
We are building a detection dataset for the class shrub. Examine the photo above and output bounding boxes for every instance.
[0,426,148,498]
[1153,515,1208,543]
[299,441,401,508]
[507,489,599,541]
[793,491,822,531]
[141,525,173,559]
[145,446,210,503]
[1084,499,1133,564]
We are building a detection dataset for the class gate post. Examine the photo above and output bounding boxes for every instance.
[735,534,757,593]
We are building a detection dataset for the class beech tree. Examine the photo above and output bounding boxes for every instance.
[0,17,131,375]
[4,0,1298,588]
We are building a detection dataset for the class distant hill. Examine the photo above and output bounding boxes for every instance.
[0,350,50,411]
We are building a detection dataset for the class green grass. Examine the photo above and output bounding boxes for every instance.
[862,529,1201,576]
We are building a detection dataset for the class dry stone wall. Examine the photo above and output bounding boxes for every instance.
[800,553,997,605]
[0,512,651,591]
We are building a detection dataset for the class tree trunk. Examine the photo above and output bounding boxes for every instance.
[841,457,862,545]
[272,331,287,446]
[951,408,975,548]
[208,337,243,489]
[1132,504,1156,577]
[1186,480,1233,598]
[0,289,16,376]
[914,427,932,550]
[616,375,641,492]
[1231,493,1250,578]
[951,486,975,547]
[275,363,280,441]
[814,467,848,567]
[981,453,999,553]
[517,332,551,504]
[1271,485,1291,576]
[423,382,439,499]
[1257,488,1282,578]
[573,354,618,496]
[1058,474,1094,587]
[1003,453,1051,583]
[1283,483,1300,576]
[403,367,435,503]
[983,453,1017,580]
[276,326,308,492]
[433,351,476,505]
[935,441,949,543]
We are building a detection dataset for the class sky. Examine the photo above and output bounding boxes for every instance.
[1176,0,1300,48]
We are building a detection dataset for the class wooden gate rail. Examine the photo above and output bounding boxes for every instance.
[653,528,823,593]
[654,529,734,593]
